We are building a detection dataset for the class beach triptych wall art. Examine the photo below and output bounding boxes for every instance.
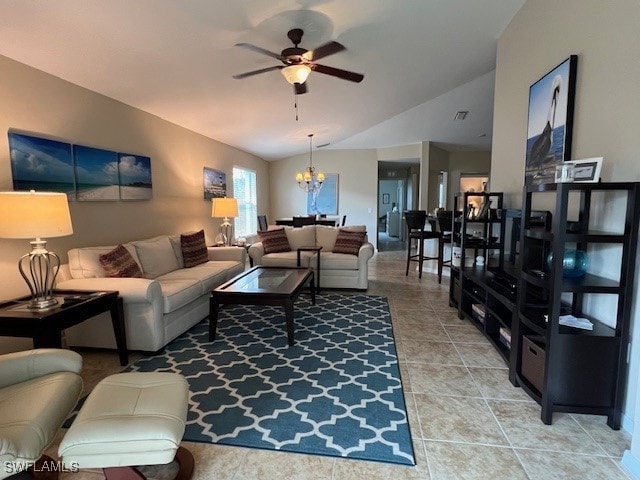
[8,131,153,201]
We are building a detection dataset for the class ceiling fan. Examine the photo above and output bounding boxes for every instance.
[232,28,364,94]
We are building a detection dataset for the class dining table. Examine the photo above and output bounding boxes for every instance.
[275,217,339,227]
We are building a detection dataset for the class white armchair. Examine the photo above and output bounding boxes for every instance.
[0,349,83,479]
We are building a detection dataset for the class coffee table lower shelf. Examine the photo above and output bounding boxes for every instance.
[209,267,315,346]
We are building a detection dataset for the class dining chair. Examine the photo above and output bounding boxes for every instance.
[404,210,442,280]
[257,215,268,232]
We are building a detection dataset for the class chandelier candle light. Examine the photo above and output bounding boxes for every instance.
[296,134,325,213]
[0,191,73,309]
[211,197,238,246]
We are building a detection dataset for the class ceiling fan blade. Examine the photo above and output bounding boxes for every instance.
[235,42,284,61]
[311,63,364,83]
[307,41,346,61]
[232,65,283,79]
[294,82,308,95]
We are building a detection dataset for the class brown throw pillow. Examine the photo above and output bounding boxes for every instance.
[258,228,291,254]
[333,229,366,255]
[99,244,143,278]
[181,230,209,268]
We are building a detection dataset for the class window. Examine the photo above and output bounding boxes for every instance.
[233,167,257,237]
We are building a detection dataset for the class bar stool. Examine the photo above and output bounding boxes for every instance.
[404,210,442,280]
[435,210,461,283]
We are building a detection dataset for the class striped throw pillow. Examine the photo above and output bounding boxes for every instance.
[332,229,366,255]
[99,244,143,278]
[258,228,291,254]
[181,230,209,268]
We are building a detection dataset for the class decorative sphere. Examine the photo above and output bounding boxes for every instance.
[547,249,590,278]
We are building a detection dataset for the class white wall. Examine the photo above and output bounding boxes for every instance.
[269,149,378,237]
[491,0,640,437]
[0,55,269,351]
[376,144,421,162]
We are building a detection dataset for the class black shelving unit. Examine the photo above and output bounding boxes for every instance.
[454,191,506,271]
[514,182,640,429]
[449,192,515,366]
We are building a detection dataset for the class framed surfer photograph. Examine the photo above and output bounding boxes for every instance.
[524,55,578,185]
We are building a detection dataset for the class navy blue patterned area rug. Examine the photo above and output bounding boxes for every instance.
[128,294,415,466]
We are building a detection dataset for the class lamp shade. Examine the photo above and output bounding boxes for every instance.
[211,197,238,218]
[0,191,73,239]
[281,64,311,85]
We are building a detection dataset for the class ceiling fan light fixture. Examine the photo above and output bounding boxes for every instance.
[281,64,311,85]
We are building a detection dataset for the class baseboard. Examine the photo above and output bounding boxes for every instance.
[621,450,640,479]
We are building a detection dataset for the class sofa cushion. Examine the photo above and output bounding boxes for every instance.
[157,260,240,293]
[68,244,141,279]
[259,228,291,254]
[315,225,339,251]
[260,251,314,268]
[342,225,367,234]
[285,225,316,250]
[98,245,144,278]
[333,229,366,255]
[181,230,208,268]
[168,235,185,269]
[134,236,180,279]
[155,278,203,313]
[320,252,360,269]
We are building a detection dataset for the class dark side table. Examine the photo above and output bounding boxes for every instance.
[297,246,322,293]
[0,290,128,366]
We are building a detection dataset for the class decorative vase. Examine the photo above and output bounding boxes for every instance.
[546,249,590,278]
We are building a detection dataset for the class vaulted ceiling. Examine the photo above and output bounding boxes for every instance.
[0,0,525,160]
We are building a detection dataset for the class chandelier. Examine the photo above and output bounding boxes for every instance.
[295,134,325,193]
[295,134,325,213]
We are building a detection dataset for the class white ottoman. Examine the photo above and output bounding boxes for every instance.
[59,372,193,480]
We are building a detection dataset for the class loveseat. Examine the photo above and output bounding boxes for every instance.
[248,225,374,290]
[55,233,246,352]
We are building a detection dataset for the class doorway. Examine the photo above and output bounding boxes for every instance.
[458,174,489,213]
[378,178,406,252]
[377,162,418,251]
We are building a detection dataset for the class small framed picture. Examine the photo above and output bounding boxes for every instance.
[567,157,603,183]
[382,193,390,204]
[203,167,226,199]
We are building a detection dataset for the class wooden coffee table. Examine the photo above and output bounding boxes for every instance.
[209,267,315,346]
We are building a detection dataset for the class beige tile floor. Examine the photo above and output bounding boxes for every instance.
[46,251,632,479]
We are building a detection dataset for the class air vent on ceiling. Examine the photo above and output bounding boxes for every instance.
[454,111,468,121]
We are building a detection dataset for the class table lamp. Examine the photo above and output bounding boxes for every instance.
[211,197,238,246]
[0,191,73,309]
